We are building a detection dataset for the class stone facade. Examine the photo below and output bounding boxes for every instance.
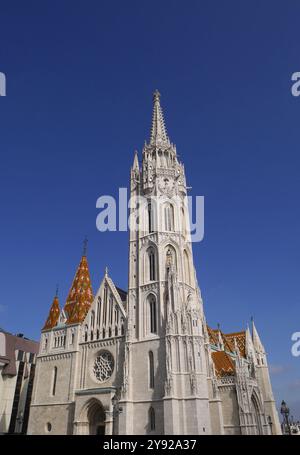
[27,92,281,435]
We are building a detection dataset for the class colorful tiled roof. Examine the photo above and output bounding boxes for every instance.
[207,325,246,358]
[64,255,93,324]
[43,295,60,330]
[225,331,246,358]
[211,351,235,377]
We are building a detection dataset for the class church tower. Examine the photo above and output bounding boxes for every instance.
[251,321,281,434]
[119,91,211,435]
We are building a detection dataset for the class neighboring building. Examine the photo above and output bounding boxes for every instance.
[27,92,281,435]
[0,328,39,433]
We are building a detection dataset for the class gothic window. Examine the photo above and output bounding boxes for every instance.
[102,328,106,339]
[103,286,108,325]
[115,326,118,336]
[149,351,154,389]
[71,332,75,345]
[148,294,157,334]
[121,323,124,336]
[181,207,186,237]
[164,203,174,231]
[44,337,48,350]
[97,297,102,326]
[108,327,112,338]
[149,407,155,431]
[91,310,95,329]
[148,201,153,233]
[184,250,191,285]
[148,248,156,281]
[52,366,57,396]
[109,296,113,325]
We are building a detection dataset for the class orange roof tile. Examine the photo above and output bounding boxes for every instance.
[211,351,236,377]
[225,331,246,358]
[43,295,60,330]
[64,255,93,324]
[207,326,235,354]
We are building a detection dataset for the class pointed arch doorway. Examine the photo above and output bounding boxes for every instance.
[250,394,262,435]
[88,400,106,435]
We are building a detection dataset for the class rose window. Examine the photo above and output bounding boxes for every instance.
[93,351,114,382]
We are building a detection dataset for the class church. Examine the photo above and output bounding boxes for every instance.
[28,92,281,435]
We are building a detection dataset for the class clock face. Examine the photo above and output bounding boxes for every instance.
[93,350,114,383]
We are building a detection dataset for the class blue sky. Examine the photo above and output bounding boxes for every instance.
[0,1,299,418]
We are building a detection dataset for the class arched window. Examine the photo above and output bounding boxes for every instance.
[97,297,102,326]
[52,367,57,396]
[109,296,113,325]
[148,295,157,334]
[149,351,154,389]
[149,407,155,431]
[103,286,108,325]
[91,310,95,329]
[148,248,156,281]
[164,203,174,231]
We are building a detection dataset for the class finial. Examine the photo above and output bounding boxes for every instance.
[217,323,220,330]
[153,89,161,102]
[55,284,59,297]
[83,236,88,256]
[105,266,108,276]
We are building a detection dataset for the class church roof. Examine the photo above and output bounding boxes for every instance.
[64,255,93,324]
[211,351,236,377]
[225,331,246,358]
[207,325,247,358]
[43,294,60,330]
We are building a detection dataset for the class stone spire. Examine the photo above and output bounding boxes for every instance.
[43,290,60,330]
[64,251,93,324]
[252,319,265,354]
[132,150,139,171]
[149,90,170,147]
[245,324,255,359]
